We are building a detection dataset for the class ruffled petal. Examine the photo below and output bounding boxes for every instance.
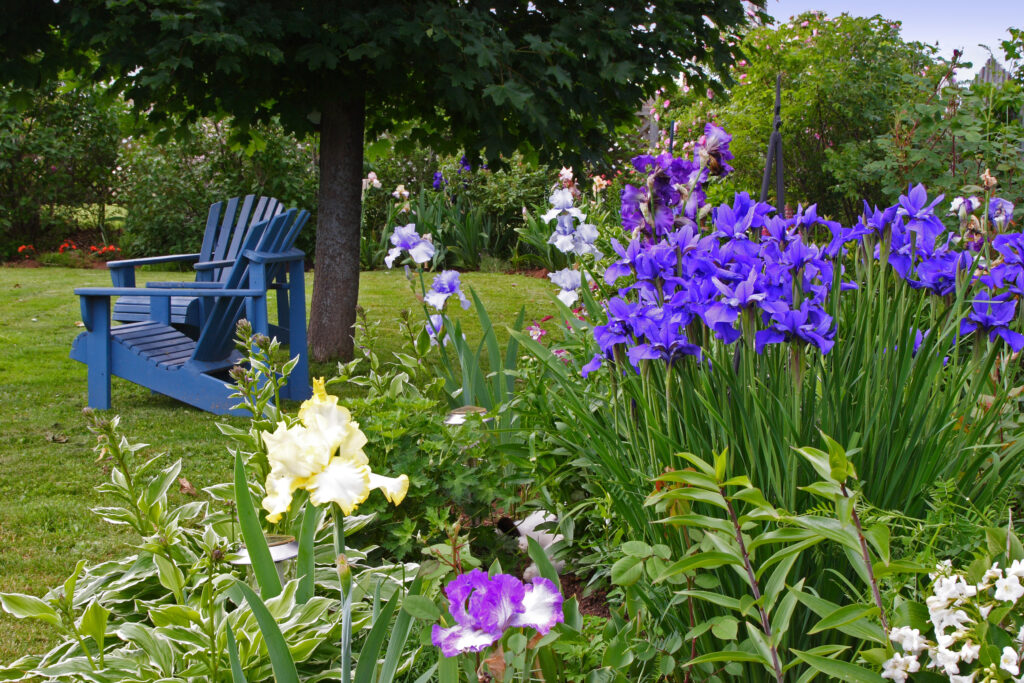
[509,577,564,634]
[430,623,499,658]
[369,472,410,506]
[424,290,449,311]
[409,240,436,264]
[471,574,524,635]
[306,455,370,515]
[262,472,298,523]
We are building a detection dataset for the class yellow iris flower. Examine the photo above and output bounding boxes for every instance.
[261,378,409,522]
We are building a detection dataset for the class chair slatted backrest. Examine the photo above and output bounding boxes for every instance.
[192,210,297,363]
[198,196,283,283]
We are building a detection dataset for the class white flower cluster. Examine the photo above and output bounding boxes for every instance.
[882,560,1024,682]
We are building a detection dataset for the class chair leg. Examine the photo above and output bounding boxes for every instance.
[85,297,112,410]
[283,260,310,401]
[276,285,291,345]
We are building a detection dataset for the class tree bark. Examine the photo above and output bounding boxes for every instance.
[308,87,365,362]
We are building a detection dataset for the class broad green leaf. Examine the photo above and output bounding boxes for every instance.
[235,580,299,683]
[233,451,282,599]
[791,649,885,682]
[621,540,653,558]
[794,446,832,482]
[153,554,186,604]
[526,536,561,586]
[808,603,880,634]
[401,595,440,621]
[682,650,768,667]
[711,615,738,640]
[610,556,644,587]
[296,503,322,605]
[0,594,62,629]
[653,551,741,584]
[863,524,890,565]
[77,601,110,651]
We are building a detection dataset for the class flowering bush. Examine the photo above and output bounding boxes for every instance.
[883,558,1024,682]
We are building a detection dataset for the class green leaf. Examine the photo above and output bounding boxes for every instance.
[402,595,441,621]
[711,615,738,640]
[226,625,246,683]
[794,446,833,482]
[379,577,423,683]
[791,649,886,682]
[234,580,299,683]
[808,603,880,634]
[653,551,741,584]
[621,540,653,558]
[526,536,561,586]
[0,593,62,629]
[610,556,644,587]
[682,650,768,668]
[153,554,186,604]
[863,524,890,565]
[354,589,400,683]
[77,601,110,650]
[234,451,282,599]
[296,503,322,605]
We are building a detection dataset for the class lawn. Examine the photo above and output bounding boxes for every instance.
[0,265,554,662]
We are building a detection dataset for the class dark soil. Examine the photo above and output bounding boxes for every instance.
[560,572,610,618]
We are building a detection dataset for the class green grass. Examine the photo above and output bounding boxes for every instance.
[0,265,553,662]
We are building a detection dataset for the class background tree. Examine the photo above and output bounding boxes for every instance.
[3,0,760,360]
[668,11,936,221]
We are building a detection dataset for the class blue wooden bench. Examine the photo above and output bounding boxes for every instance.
[70,209,311,416]
[108,195,297,337]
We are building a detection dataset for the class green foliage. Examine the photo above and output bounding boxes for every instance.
[669,11,938,220]
[117,117,318,258]
[0,79,123,258]
[830,45,1024,207]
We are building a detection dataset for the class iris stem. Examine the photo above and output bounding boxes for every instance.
[333,504,352,683]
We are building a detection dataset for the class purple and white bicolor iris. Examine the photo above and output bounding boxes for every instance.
[385,223,435,268]
[426,270,471,311]
[544,188,601,258]
[548,268,583,306]
[430,569,564,658]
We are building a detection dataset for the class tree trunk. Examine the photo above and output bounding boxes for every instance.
[308,87,365,362]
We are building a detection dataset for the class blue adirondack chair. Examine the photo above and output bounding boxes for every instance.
[108,195,291,337]
[70,209,311,416]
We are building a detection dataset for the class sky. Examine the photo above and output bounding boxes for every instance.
[766,0,1021,76]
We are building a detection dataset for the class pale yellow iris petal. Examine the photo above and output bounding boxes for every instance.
[262,472,298,524]
[369,473,410,506]
[306,455,371,515]
[263,422,332,480]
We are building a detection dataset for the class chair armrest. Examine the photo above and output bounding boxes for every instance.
[193,259,234,272]
[144,281,224,289]
[107,253,201,269]
[243,247,305,264]
[76,287,266,299]
[107,253,201,288]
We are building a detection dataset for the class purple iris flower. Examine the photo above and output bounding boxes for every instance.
[425,270,471,311]
[425,314,447,346]
[862,201,898,238]
[430,569,564,657]
[896,184,945,252]
[432,171,446,190]
[755,301,835,354]
[695,122,734,176]
[960,290,1024,352]
[581,353,603,377]
[385,223,435,268]
[620,185,648,234]
[458,155,472,173]
[993,233,1024,266]
[990,198,1015,231]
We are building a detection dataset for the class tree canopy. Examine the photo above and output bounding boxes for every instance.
[4,0,760,359]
